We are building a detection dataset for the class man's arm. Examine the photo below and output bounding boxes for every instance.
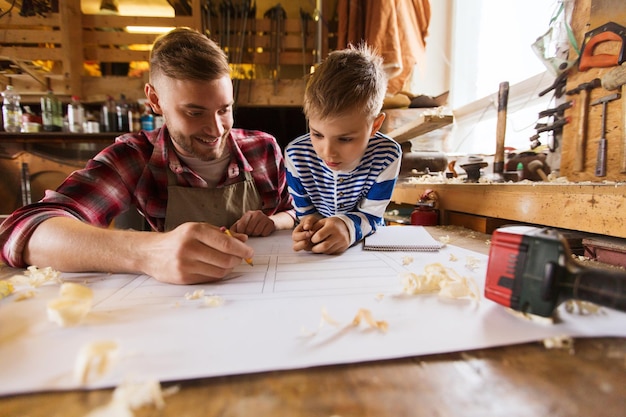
[24,217,255,285]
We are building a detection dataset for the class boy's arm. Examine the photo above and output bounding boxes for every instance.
[335,155,402,245]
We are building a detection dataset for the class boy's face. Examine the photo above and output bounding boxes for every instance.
[308,110,385,172]
[145,75,234,161]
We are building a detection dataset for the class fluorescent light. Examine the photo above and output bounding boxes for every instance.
[125,26,175,34]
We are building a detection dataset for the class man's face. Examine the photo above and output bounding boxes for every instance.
[307,110,385,172]
[146,75,234,161]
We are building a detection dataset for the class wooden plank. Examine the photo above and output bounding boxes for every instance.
[81,15,195,28]
[0,29,62,44]
[392,182,626,238]
[83,49,150,62]
[235,79,305,107]
[0,47,63,61]
[386,114,453,143]
[0,12,60,26]
[82,31,160,46]
[59,0,83,97]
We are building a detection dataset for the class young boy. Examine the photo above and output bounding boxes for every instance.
[285,44,402,255]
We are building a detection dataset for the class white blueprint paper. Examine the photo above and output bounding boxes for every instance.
[0,230,624,396]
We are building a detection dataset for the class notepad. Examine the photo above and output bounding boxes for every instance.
[363,226,444,251]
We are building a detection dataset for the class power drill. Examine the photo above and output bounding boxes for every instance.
[484,225,626,318]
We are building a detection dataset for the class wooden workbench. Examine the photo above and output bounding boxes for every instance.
[1,227,624,417]
[392,182,626,239]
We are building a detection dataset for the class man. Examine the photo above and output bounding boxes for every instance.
[0,28,295,284]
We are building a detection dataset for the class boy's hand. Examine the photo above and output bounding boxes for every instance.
[292,214,323,252]
[308,217,351,254]
[292,216,350,254]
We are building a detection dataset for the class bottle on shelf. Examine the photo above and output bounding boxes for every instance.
[67,95,85,133]
[2,84,23,133]
[116,94,131,132]
[140,102,155,131]
[101,95,117,132]
[40,82,63,132]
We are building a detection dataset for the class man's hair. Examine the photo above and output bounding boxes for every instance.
[149,27,230,83]
[303,43,387,121]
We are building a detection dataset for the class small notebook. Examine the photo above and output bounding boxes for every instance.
[363,226,444,252]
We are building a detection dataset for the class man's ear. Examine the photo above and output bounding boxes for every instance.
[370,112,386,135]
[144,83,162,114]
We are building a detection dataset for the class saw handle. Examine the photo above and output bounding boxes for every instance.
[579,31,623,71]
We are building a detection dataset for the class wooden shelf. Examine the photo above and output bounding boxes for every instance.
[0,132,119,143]
[392,182,626,238]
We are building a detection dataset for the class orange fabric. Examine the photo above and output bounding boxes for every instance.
[336,0,431,95]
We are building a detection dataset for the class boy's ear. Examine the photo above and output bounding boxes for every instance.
[370,112,386,135]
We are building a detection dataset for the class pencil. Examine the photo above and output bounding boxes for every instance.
[222,228,254,266]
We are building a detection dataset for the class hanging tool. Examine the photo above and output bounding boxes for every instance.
[538,71,568,99]
[233,0,254,103]
[565,78,602,172]
[485,225,626,320]
[299,8,311,77]
[492,81,509,182]
[201,0,216,39]
[601,63,626,173]
[579,22,626,71]
[591,92,620,177]
[263,4,286,94]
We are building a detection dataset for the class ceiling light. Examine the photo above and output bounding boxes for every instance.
[100,0,119,15]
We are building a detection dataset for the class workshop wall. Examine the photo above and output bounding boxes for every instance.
[561,0,626,182]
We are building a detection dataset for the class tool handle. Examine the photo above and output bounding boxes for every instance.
[579,31,621,71]
[574,91,591,172]
[567,267,626,313]
[493,81,509,173]
[595,138,607,177]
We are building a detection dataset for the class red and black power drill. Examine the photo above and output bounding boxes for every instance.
[485,226,626,318]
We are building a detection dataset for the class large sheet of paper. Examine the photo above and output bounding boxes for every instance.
[1,230,625,396]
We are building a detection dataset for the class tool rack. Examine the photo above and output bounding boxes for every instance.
[0,0,335,106]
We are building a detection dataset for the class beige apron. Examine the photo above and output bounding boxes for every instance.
[164,166,261,231]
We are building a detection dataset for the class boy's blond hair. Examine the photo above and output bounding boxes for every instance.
[303,43,387,121]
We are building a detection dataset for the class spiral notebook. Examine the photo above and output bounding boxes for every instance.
[363,226,444,252]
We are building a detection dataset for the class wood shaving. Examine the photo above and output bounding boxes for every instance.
[14,290,36,301]
[464,256,480,271]
[301,307,388,336]
[10,265,61,287]
[184,289,205,300]
[85,378,179,417]
[203,295,225,307]
[400,263,480,301]
[564,300,604,316]
[185,289,224,307]
[543,335,574,350]
[438,235,450,246]
[350,308,388,332]
[401,256,414,266]
[448,254,458,262]
[47,282,93,327]
[74,340,119,385]
[0,281,14,299]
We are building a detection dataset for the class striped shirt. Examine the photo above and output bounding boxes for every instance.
[285,131,401,245]
[0,126,294,268]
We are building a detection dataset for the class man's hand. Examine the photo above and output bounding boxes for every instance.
[142,222,255,284]
[231,210,276,237]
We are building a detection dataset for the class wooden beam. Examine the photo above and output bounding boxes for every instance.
[59,0,82,96]
[392,182,626,238]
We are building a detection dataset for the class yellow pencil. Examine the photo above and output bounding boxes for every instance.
[222,228,254,266]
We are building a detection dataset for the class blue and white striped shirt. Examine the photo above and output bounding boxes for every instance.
[285,131,401,245]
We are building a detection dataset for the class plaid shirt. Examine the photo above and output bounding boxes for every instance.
[0,126,294,267]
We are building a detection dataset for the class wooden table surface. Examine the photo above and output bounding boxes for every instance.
[2,227,625,417]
